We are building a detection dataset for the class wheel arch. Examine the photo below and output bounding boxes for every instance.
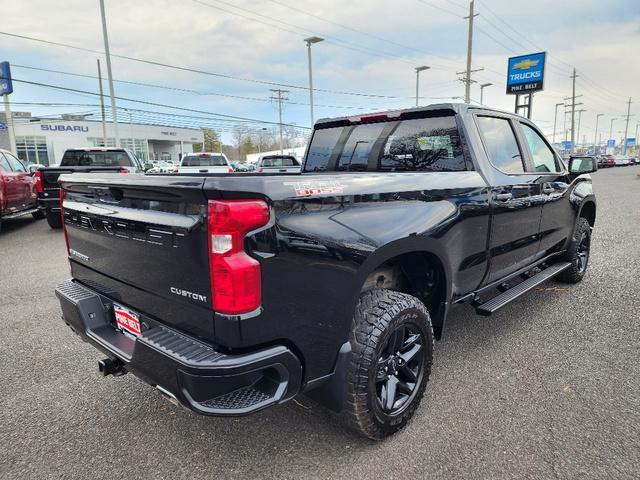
[352,238,452,340]
[578,199,596,227]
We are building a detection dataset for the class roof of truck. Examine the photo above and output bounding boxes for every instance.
[314,102,521,128]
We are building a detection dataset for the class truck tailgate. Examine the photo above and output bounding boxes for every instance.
[59,173,215,340]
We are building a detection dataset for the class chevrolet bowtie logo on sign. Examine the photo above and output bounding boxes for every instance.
[513,59,540,70]
[506,52,546,94]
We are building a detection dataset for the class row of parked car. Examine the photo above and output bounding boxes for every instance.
[596,154,639,168]
[0,147,304,232]
[171,152,301,174]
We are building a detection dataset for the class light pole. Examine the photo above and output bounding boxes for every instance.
[576,109,587,150]
[415,66,430,107]
[304,36,324,128]
[99,0,119,145]
[593,113,604,154]
[609,118,617,141]
[552,102,564,145]
[479,83,492,105]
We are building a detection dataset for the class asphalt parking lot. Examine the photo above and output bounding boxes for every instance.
[1,167,638,480]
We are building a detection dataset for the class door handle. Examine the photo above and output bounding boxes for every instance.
[495,192,513,202]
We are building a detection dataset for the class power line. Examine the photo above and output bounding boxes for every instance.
[11,78,311,129]
[10,64,409,110]
[0,30,430,100]
[189,0,449,70]
[263,0,464,69]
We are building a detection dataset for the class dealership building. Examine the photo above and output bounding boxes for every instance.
[0,112,204,166]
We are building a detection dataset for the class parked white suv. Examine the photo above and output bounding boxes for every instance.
[174,153,233,174]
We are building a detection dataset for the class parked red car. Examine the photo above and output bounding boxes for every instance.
[0,148,44,232]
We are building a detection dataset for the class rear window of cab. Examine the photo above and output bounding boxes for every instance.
[304,114,467,173]
[60,150,134,167]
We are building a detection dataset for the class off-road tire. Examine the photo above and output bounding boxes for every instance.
[344,289,434,440]
[557,217,591,283]
[46,211,62,229]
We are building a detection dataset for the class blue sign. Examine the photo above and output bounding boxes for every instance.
[561,140,572,150]
[0,121,7,130]
[626,138,636,147]
[506,52,546,94]
[0,62,13,95]
[607,139,616,148]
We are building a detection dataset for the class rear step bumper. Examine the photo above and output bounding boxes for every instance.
[55,279,302,416]
[37,194,60,213]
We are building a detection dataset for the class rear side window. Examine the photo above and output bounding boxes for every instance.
[60,151,133,167]
[0,153,13,172]
[4,152,27,172]
[304,115,467,172]
[182,155,227,167]
[520,123,560,173]
[476,116,524,174]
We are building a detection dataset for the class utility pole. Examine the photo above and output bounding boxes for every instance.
[593,113,604,154]
[622,97,632,155]
[415,66,430,107]
[576,109,587,151]
[270,89,288,155]
[99,0,119,145]
[462,0,479,104]
[2,95,16,155]
[480,83,492,105]
[552,102,563,145]
[96,59,108,147]
[304,36,323,128]
[569,68,578,154]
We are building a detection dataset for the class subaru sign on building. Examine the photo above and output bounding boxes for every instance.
[506,52,546,94]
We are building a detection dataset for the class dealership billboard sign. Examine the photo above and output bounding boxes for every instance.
[506,52,546,94]
[0,61,13,95]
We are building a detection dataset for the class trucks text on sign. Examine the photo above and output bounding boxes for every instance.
[506,52,546,94]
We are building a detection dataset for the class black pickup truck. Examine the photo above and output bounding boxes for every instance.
[54,104,596,439]
[36,147,146,228]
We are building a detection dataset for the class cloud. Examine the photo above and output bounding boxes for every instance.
[0,0,638,141]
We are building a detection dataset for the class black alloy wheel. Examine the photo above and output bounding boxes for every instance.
[375,325,425,415]
[576,231,590,274]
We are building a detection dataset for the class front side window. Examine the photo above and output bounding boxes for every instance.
[521,123,560,173]
[476,116,524,174]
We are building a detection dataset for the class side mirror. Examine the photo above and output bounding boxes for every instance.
[28,164,43,174]
[568,156,597,174]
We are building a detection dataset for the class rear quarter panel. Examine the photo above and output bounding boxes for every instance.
[204,172,490,380]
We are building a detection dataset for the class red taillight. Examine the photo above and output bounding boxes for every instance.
[119,168,130,173]
[228,167,234,173]
[60,188,70,255]
[208,199,269,314]
[33,170,43,192]
[258,168,264,173]
[172,167,179,174]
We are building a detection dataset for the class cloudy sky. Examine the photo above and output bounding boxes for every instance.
[1,0,639,144]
